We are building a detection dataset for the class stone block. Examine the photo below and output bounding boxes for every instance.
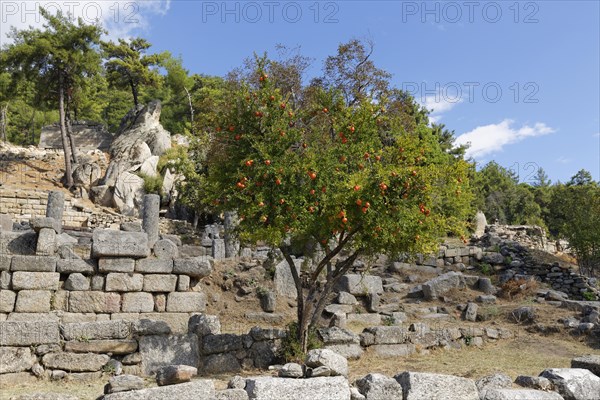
[61,320,131,340]
[245,376,351,400]
[122,292,154,313]
[11,255,57,272]
[64,339,138,355]
[92,229,150,258]
[173,257,213,278]
[177,275,190,291]
[65,273,90,291]
[11,271,60,290]
[42,352,109,372]
[153,239,179,260]
[395,371,479,400]
[99,258,135,273]
[69,291,121,313]
[336,274,384,297]
[0,346,37,374]
[36,228,56,256]
[57,258,95,275]
[0,321,60,346]
[15,290,51,312]
[143,274,177,292]
[166,292,206,313]
[102,380,215,400]
[106,273,143,292]
[135,258,173,274]
[0,290,16,313]
[139,334,200,376]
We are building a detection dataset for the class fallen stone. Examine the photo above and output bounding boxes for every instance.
[483,388,564,400]
[510,306,536,323]
[215,389,249,400]
[279,363,303,378]
[395,371,479,400]
[514,375,552,391]
[305,348,348,377]
[156,364,197,386]
[356,373,403,400]
[337,274,384,297]
[30,217,61,233]
[92,229,150,258]
[539,368,600,400]
[245,376,350,400]
[318,327,360,345]
[337,291,358,305]
[465,302,479,321]
[422,272,465,300]
[105,374,145,394]
[477,373,513,398]
[42,352,109,372]
[102,380,215,399]
[325,344,364,360]
[571,354,600,377]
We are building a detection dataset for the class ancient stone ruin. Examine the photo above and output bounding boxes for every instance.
[38,121,113,152]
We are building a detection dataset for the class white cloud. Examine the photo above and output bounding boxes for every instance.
[419,91,463,124]
[556,156,571,164]
[593,132,600,138]
[1,0,170,45]
[455,119,556,159]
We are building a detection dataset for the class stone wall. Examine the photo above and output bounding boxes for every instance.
[0,188,90,226]
[38,121,113,151]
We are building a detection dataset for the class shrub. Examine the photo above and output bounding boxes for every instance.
[139,173,164,196]
[279,322,322,363]
[583,290,597,301]
[500,278,539,300]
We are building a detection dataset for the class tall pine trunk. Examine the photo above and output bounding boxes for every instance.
[65,91,79,164]
[184,86,195,135]
[0,104,7,141]
[130,79,139,107]
[58,73,74,188]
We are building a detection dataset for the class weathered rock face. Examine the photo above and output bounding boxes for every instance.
[356,373,404,400]
[395,371,480,400]
[102,380,215,400]
[244,376,351,400]
[540,368,600,400]
[93,101,171,216]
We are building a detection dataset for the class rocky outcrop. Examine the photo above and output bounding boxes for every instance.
[92,101,171,216]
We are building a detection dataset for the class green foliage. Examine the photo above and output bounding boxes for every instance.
[139,173,163,196]
[582,291,596,301]
[279,322,322,363]
[548,174,600,276]
[479,263,493,276]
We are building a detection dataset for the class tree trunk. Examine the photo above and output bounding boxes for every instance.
[130,79,139,107]
[184,86,195,135]
[65,92,79,164]
[0,104,7,141]
[58,73,74,188]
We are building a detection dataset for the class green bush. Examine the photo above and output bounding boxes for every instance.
[583,290,597,301]
[279,322,322,363]
[139,173,164,196]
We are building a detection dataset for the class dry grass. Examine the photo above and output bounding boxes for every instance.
[349,334,597,382]
[0,379,108,400]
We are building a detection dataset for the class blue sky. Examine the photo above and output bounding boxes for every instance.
[2,0,599,183]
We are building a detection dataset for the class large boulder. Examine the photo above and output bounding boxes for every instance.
[94,101,171,216]
[422,272,465,300]
[244,376,351,400]
[483,389,564,400]
[539,368,600,400]
[336,274,384,297]
[102,380,215,400]
[395,371,479,400]
[571,354,600,377]
[305,349,348,377]
[356,373,403,400]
